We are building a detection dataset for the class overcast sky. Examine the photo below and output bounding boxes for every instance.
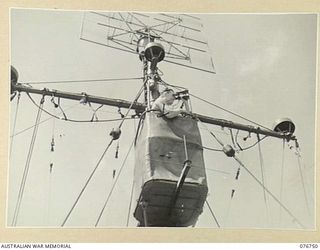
[9,9,317,229]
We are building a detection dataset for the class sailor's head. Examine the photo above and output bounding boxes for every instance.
[161,88,175,105]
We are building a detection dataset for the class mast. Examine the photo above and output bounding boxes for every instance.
[9,11,306,228]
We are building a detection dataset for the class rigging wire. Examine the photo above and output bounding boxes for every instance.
[205,200,220,228]
[296,152,311,216]
[286,140,311,216]
[257,134,270,226]
[10,105,76,138]
[189,93,274,132]
[11,96,44,226]
[61,138,114,227]
[279,139,285,224]
[61,83,145,227]
[9,92,21,160]
[207,130,305,228]
[161,78,274,135]
[47,103,57,224]
[229,128,237,150]
[26,92,137,123]
[201,146,223,152]
[239,135,268,151]
[22,76,144,85]
[159,79,187,90]
[95,140,134,227]
[233,154,305,228]
[126,179,135,227]
[198,115,268,152]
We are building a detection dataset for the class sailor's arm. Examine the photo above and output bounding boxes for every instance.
[152,101,190,118]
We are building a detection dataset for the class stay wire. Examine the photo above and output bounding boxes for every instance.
[205,200,220,228]
[126,180,135,227]
[279,139,285,224]
[233,154,305,228]
[95,139,134,227]
[23,76,144,85]
[159,79,187,91]
[209,131,305,228]
[257,134,270,225]
[10,105,76,138]
[9,92,21,160]
[61,138,114,227]
[201,146,223,152]
[11,95,44,226]
[189,93,273,132]
[61,84,145,227]
[297,153,311,216]
[160,78,273,132]
[118,83,145,129]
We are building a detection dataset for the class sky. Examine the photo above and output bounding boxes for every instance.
[8,9,317,229]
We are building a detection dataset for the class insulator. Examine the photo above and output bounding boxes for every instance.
[109,127,121,140]
[223,144,235,157]
[115,142,119,158]
[79,93,88,105]
[112,169,116,179]
[50,138,55,152]
[235,168,240,180]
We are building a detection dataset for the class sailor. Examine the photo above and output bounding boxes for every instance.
[151,88,191,118]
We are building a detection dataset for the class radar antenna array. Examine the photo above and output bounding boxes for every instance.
[80,11,216,74]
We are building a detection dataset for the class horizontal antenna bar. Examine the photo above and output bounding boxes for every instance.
[163,59,216,74]
[80,37,138,55]
[153,17,202,32]
[13,84,295,141]
[195,113,295,140]
[14,84,145,112]
[131,12,150,18]
[94,13,207,45]
[181,14,201,20]
[98,22,207,53]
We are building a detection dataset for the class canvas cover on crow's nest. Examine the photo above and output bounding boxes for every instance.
[133,112,208,226]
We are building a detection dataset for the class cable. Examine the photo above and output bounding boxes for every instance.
[279,139,285,224]
[229,129,237,149]
[205,200,220,228]
[126,180,135,227]
[189,93,273,132]
[160,79,275,133]
[201,146,223,152]
[10,105,76,138]
[61,83,145,227]
[22,76,144,85]
[257,134,270,225]
[9,92,21,159]
[95,140,134,227]
[240,135,268,151]
[297,153,311,216]
[61,138,114,227]
[11,96,44,226]
[118,83,145,129]
[159,79,187,91]
[26,92,137,123]
[234,154,305,228]
[208,131,305,228]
